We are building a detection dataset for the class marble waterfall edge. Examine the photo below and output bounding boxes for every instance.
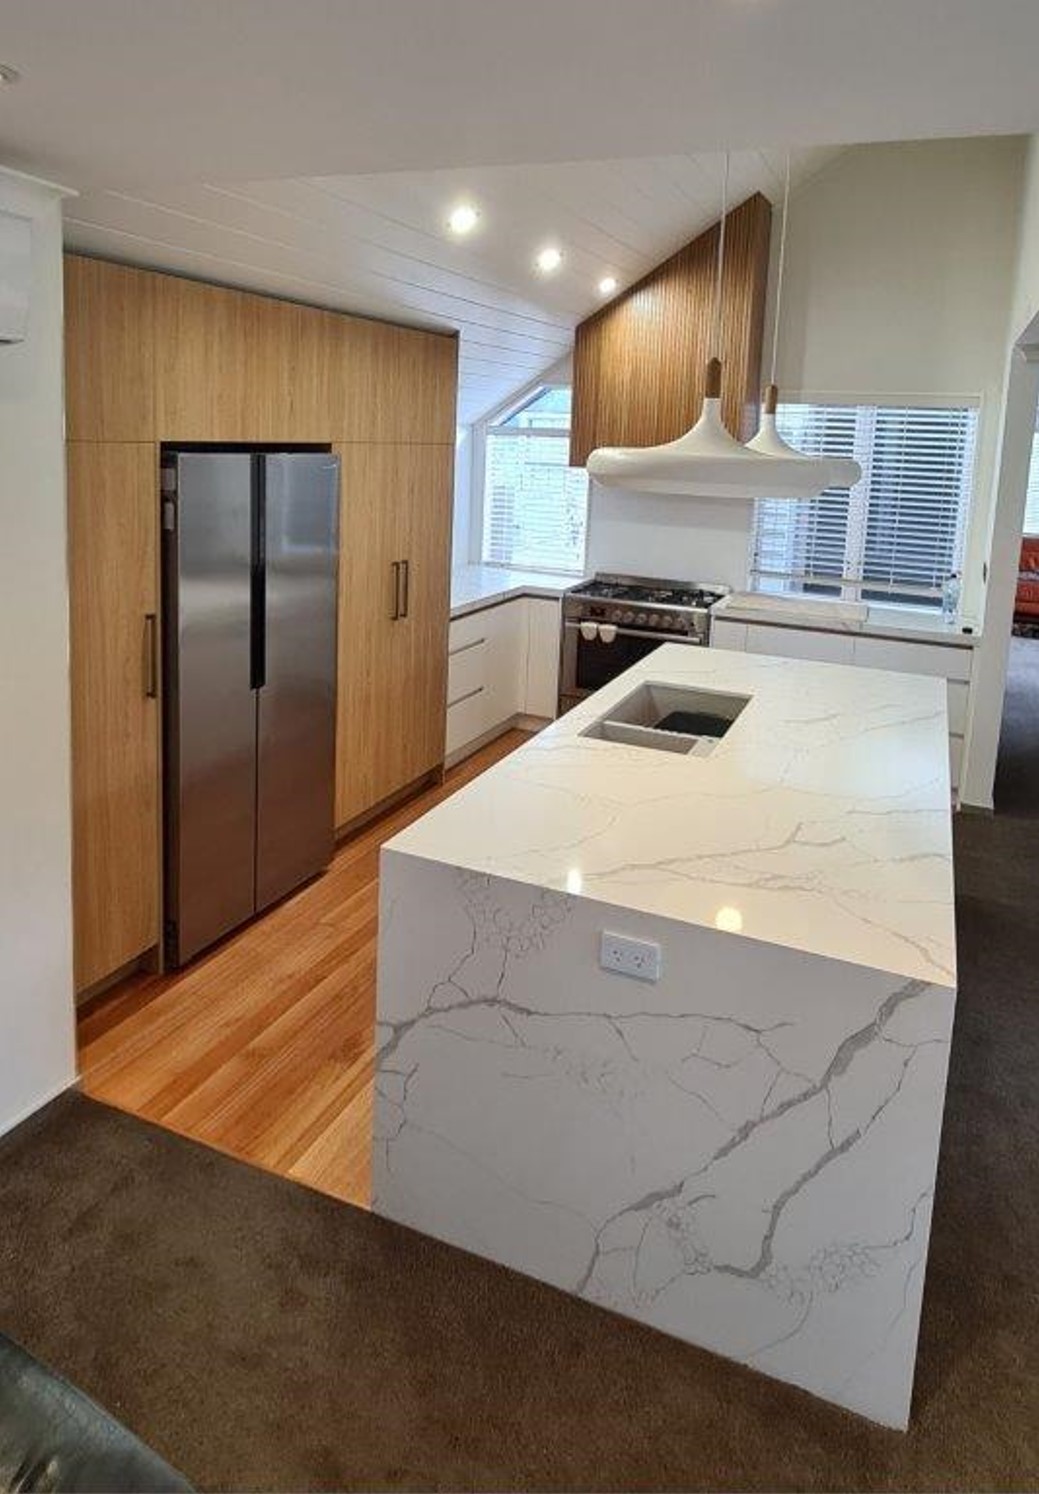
[374,850,954,1430]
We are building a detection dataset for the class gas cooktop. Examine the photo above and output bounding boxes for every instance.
[567,573,729,611]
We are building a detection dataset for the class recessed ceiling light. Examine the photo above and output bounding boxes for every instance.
[598,276,618,296]
[0,64,22,86]
[447,203,480,235]
[535,245,563,274]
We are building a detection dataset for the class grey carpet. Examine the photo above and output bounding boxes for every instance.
[2,650,1039,1491]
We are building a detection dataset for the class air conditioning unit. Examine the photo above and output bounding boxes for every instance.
[0,210,31,344]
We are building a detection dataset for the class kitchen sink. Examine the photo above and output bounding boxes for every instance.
[580,681,750,756]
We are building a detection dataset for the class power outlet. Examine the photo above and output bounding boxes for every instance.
[599,930,662,983]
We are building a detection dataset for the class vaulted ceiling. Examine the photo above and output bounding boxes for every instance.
[64,149,840,423]
[4,0,1039,422]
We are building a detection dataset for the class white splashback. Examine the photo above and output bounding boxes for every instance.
[585,481,753,588]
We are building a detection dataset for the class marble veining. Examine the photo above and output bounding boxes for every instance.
[373,856,954,1428]
[387,646,956,986]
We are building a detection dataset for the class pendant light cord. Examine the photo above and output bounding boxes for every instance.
[768,151,792,388]
[710,152,730,360]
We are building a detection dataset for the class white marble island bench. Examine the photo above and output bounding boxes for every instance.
[372,646,957,1429]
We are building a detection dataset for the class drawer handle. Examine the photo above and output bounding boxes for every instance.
[448,635,487,658]
[447,684,485,709]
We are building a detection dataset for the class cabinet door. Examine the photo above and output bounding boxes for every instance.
[524,598,562,718]
[64,255,156,442]
[68,443,160,990]
[334,443,452,827]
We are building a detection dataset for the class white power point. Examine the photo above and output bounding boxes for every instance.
[599,930,662,983]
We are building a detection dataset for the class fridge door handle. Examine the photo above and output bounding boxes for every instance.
[390,560,402,621]
[400,558,410,619]
[251,459,266,689]
[144,612,158,698]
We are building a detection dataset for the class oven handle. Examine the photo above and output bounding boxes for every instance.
[563,620,696,645]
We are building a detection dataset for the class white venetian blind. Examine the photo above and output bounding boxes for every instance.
[751,401,978,605]
[1024,420,1039,536]
[481,386,589,574]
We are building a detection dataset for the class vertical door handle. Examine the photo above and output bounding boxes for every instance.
[390,560,401,621]
[400,559,410,619]
[144,613,158,698]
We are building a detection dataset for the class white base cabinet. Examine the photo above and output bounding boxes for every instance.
[711,617,973,798]
[446,597,560,761]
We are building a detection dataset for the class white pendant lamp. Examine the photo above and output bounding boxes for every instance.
[745,154,861,490]
[586,154,860,500]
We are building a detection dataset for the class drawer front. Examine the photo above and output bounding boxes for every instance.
[449,608,493,654]
[710,619,748,652]
[949,733,964,791]
[447,635,488,704]
[946,680,969,736]
[744,623,854,665]
[853,636,972,683]
[446,684,494,756]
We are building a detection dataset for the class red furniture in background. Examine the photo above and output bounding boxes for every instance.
[1017,536,1039,621]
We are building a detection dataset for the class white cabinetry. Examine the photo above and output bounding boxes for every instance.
[446,596,560,763]
[711,616,974,799]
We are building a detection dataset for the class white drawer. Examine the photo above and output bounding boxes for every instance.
[447,635,487,704]
[710,619,748,651]
[446,684,494,756]
[853,636,972,683]
[949,734,964,791]
[946,679,969,735]
[744,623,854,665]
[449,608,493,654]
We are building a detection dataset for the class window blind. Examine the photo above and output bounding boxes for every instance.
[1024,425,1039,536]
[750,402,977,605]
[481,386,589,574]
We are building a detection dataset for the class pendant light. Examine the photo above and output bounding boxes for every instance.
[586,154,858,501]
[745,154,861,490]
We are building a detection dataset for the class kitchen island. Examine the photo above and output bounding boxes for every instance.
[372,645,957,1428]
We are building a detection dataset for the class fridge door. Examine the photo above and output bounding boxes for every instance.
[255,452,340,911]
[165,452,258,964]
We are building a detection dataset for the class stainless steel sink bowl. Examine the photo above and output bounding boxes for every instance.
[580,680,750,756]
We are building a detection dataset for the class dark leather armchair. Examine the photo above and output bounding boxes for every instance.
[0,1334,191,1492]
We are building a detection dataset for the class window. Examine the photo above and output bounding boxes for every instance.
[1024,414,1039,536]
[750,401,978,607]
[481,385,589,574]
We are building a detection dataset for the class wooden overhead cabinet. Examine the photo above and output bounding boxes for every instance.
[64,253,458,992]
[68,442,160,990]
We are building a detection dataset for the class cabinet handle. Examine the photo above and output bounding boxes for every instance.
[144,613,158,699]
[390,561,401,621]
[401,559,410,619]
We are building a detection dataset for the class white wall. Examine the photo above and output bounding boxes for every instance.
[766,135,1026,621]
[452,425,472,569]
[585,485,753,588]
[961,136,1039,808]
[0,167,76,1134]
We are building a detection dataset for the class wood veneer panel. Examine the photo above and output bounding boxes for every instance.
[570,193,771,466]
[68,441,160,990]
[63,256,156,442]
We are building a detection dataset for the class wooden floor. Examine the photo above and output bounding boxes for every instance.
[78,730,530,1209]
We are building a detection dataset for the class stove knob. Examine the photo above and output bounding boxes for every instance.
[621,610,634,624]
[636,612,648,625]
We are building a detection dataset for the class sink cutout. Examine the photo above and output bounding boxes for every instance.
[581,681,750,756]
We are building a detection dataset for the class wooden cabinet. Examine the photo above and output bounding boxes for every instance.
[64,256,156,441]
[68,442,160,989]
[334,443,453,827]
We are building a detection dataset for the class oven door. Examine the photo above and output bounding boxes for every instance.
[562,621,691,702]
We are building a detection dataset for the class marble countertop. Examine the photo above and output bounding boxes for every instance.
[714,592,981,647]
[386,644,956,988]
[451,563,572,618]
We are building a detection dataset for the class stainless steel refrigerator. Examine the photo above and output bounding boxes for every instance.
[161,449,340,966]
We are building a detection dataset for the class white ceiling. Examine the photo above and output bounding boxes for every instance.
[6,0,1039,422]
[2,1,1039,187]
[64,148,840,423]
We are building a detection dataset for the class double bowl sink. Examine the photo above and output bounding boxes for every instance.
[581,682,749,757]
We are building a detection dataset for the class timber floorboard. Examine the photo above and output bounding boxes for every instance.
[77,729,531,1207]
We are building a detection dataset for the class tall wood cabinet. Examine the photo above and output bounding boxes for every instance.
[64,253,458,994]
[334,443,453,826]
